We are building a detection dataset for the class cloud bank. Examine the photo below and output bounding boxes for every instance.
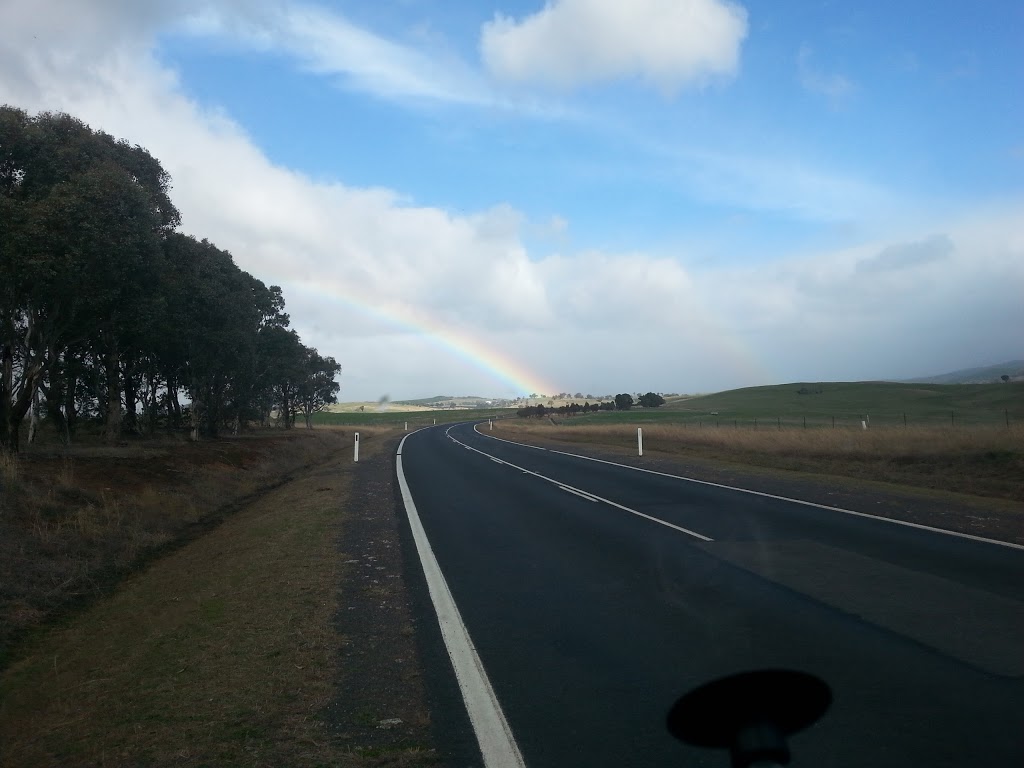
[1,0,1020,398]
[481,0,748,91]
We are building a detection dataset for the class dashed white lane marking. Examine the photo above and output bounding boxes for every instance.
[558,485,599,502]
[447,429,713,542]
[471,424,1024,552]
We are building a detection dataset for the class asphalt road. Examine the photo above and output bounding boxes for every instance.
[397,422,1024,767]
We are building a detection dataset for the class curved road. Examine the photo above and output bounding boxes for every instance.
[397,421,1024,767]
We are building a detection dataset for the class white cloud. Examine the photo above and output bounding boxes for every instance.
[180,2,493,106]
[480,0,748,91]
[2,1,1021,398]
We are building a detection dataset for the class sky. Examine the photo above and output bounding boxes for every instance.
[1,0,1022,400]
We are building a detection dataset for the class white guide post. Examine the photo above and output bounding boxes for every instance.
[405,421,408,431]
[354,432,360,462]
[489,420,493,430]
[638,427,643,456]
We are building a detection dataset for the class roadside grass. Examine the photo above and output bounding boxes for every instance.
[655,381,1024,428]
[0,428,355,668]
[0,428,426,767]
[494,421,1024,503]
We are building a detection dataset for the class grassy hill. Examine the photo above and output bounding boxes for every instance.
[576,381,1024,428]
[902,360,1024,384]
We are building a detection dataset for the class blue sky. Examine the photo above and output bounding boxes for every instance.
[2,0,1022,398]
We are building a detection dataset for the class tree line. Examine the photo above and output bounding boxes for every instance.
[0,106,340,451]
[517,392,665,418]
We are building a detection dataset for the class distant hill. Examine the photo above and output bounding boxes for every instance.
[653,380,1023,427]
[900,360,1024,385]
[392,395,452,406]
[393,395,515,409]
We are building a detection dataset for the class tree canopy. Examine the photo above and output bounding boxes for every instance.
[638,392,666,408]
[0,106,340,451]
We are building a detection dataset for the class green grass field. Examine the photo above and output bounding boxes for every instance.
[556,382,1023,428]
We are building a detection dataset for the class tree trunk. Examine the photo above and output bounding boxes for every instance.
[190,382,201,441]
[145,370,158,436]
[282,385,292,429]
[7,313,46,452]
[122,359,138,434]
[44,388,70,446]
[104,341,122,444]
[27,383,39,444]
[64,368,77,440]
[206,379,220,438]
[0,337,13,452]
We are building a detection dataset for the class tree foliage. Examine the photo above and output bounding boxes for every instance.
[0,106,340,451]
[638,392,666,408]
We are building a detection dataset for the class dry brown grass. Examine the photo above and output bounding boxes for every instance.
[0,428,358,666]
[0,433,421,767]
[495,422,1024,501]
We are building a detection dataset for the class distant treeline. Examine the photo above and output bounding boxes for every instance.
[0,106,340,451]
[518,392,666,417]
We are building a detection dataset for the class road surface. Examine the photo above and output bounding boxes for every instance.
[397,422,1024,767]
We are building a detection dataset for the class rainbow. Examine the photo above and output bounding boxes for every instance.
[287,278,560,397]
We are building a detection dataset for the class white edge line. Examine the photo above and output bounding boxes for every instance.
[451,427,713,542]
[472,425,1024,552]
[396,430,526,768]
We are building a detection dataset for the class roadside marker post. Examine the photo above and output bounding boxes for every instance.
[405,421,408,431]
[638,427,643,457]
[489,420,493,430]
[354,432,360,462]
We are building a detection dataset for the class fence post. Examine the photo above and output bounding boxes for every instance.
[950,411,954,427]
[637,427,643,457]
[353,432,360,462]
[777,416,781,430]
[803,416,806,429]
[754,418,758,430]
[832,415,835,429]
[1007,409,1010,429]
[903,412,907,428]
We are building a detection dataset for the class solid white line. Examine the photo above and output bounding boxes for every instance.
[449,428,714,542]
[490,457,506,465]
[396,432,526,768]
[472,426,1024,552]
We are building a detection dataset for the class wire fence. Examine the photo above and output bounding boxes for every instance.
[667,410,1018,430]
